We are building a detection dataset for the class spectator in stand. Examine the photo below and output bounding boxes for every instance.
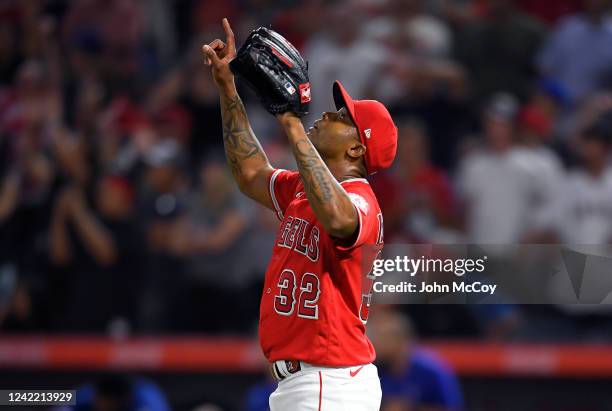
[363,0,453,67]
[0,60,62,143]
[515,92,566,242]
[0,60,61,329]
[369,310,464,411]
[546,111,612,337]
[140,139,188,252]
[49,175,142,333]
[167,157,255,332]
[138,139,188,331]
[62,0,146,94]
[455,0,546,102]
[63,374,170,411]
[140,0,178,70]
[457,93,550,243]
[368,0,469,169]
[538,0,612,105]
[180,52,224,164]
[555,111,612,244]
[304,6,387,123]
[517,78,573,145]
[372,119,457,242]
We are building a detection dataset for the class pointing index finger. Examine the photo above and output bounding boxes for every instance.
[222,18,236,53]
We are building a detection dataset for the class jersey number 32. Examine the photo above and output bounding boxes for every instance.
[274,270,320,319]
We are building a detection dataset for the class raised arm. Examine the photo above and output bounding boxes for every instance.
[202,19,274,209]
[277,113,358,240]
[67,188,117,266]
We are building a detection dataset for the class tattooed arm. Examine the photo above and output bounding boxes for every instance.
[277,114,358,239]
[218,85,275,207]
[203,19,274,209]
[202,18,356,229]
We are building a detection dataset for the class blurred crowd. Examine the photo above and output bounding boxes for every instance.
[2,0,612,339]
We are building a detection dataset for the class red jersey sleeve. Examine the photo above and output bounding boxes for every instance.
[334,180,383,252]
[268,169,301,220]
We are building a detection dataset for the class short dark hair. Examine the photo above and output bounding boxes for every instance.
[583,111,612,144]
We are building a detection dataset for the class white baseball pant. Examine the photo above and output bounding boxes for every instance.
[269,362,381,411]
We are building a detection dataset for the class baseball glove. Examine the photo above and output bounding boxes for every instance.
[230,27,311,117]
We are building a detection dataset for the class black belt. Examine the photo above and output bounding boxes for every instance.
[269,360,302,381]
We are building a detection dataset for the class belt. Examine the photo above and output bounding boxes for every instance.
[269,360,302,381]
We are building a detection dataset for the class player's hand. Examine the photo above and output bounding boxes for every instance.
[276,112,302,129]
[202,18,237,89]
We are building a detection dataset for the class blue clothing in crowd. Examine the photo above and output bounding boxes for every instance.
[538,14,612,102]
[243,380,276,411]
[380,349,463,410]
[71,378,170,411]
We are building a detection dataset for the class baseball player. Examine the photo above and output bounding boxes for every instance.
[202,19,397,410]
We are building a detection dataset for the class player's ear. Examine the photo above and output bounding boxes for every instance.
[347,142,366,160]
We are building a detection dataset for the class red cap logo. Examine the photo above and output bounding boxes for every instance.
[333,81,397,175]
[299,83,311,103]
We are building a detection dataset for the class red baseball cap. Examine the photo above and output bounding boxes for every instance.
[333,81,398,175]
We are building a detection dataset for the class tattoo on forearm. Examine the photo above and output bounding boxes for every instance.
[221,95,265,177]
[293,139,333,204]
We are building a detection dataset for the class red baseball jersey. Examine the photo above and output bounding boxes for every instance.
[259,169,384,367]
